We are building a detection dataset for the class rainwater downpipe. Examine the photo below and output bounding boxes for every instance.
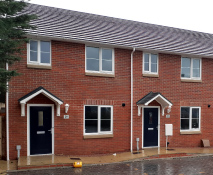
[130,47,135,152]
[6,62,9,160]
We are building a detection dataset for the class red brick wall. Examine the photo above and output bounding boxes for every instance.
[132,52,213,150]
[8,40,213,159]
[8,41,131,159]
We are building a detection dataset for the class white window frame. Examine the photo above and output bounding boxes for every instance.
[27,40,51,66]
[85,46,114,75]
[180,106,201,132]
[84,105,113,135]
[181,57,202,80]
[143,53,158,75]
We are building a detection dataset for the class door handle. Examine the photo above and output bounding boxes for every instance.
[48,128,52,134]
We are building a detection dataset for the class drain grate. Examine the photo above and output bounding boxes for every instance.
[132,152,141,154]
[70,158,81,160]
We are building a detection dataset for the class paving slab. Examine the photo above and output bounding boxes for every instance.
[2,147,213,172]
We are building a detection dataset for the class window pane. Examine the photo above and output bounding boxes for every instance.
[181,119,189,130]
[101,107,111,119]
[151,54,157,64]
[144,54,149,72]
[30,51,37,62]
[192,59,200,78]
[40,41,50,52]
[86,47,99,71]
[102,60,112,71]
[101,120,111,131]
[151,63,157,73]
[144,54,149,63]
[193,69,200,78]
[192,108,199,118]
[85,106,98,119]
[38,111,43,127]
[181,107,189,118]
[86,47,99,59]
[85,120,98,133]
[41,53,50,63]
[102,49,112,61]
[192,119,199,129]
[181,58,191,67]
[181,68,190,78]
[30,40,38,51]
[193,59,200,69]
[87,59,99,71]
[144,63,149,71]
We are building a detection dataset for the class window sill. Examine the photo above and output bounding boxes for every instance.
[181,79,202,83]
[143,73,159,78]
[27,64,52,69]
[84,134,113,139]
[85,72,115,78]
[180,131,201,135]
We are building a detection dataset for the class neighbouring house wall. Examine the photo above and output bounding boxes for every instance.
[8,40,131,160]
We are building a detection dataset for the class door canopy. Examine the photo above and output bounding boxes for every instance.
[136,92,172,116]
[18,86,63,116]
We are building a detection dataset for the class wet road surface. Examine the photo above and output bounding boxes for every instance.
[8,155,213,175]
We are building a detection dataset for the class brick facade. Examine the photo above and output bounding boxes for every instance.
[7,39,213,160]
[8,41,131,160]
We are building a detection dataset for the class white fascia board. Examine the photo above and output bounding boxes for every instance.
[144,94,159,106]
[144,94,172,107]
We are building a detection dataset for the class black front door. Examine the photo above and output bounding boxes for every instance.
[143,108,158,147]
[30,106,52,155]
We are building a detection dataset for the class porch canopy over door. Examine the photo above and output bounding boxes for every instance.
[137,92,172,116]
[18,86,63,116]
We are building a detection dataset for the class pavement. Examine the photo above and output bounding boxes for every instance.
[7,155,213,175]
[1,147,213,174]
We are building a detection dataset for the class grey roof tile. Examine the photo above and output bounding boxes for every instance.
[18,86,63,103]
[19,3,213,57]
[136,92,172,105]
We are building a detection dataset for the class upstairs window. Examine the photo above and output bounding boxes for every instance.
[180,107,200,131]
[84,105,113,135]
[181,57,201,80]
[143,53,158,74]
[28,40,51,66]
[86,46,114,74]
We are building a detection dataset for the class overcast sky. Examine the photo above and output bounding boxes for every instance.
[29,0,213,34]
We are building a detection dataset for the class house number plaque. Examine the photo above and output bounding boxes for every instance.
[64,115,69,119]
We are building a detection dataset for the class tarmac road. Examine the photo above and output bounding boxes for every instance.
[7,155,213,175]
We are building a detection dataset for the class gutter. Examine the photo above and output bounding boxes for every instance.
[6,63,9,160]
[130,48,135,152]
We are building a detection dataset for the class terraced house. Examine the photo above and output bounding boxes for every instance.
[1,3,213,160]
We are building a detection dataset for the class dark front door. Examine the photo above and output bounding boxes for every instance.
[30,106,52,155]
[143,108,158,147]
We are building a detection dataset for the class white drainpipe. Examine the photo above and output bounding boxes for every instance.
[6,62,9,160]
[130,48,135,152]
